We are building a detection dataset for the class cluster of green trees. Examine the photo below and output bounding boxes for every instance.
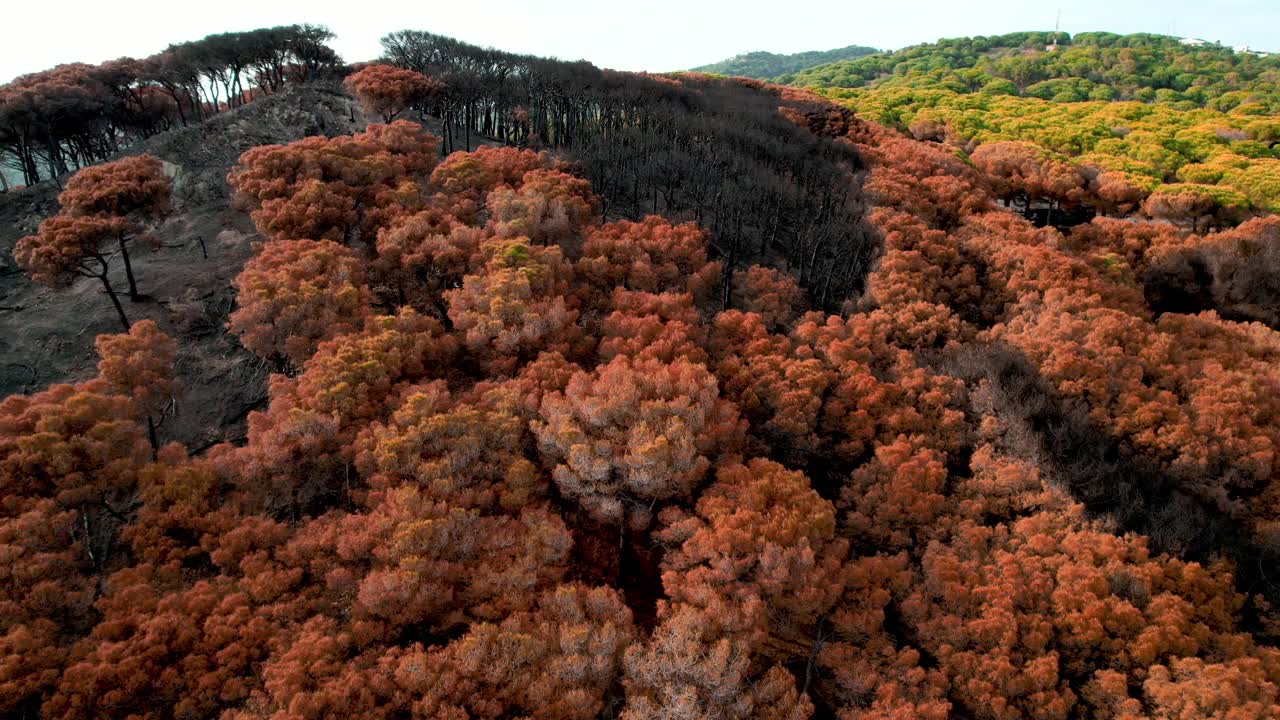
[786,31,1280,113]
[785,32,1280,219]
[831,87,1280,213]
[690,44,878,79]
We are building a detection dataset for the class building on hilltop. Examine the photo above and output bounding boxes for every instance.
[1234,43,1273,57]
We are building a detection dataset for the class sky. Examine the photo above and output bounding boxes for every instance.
[5,0,1280,83]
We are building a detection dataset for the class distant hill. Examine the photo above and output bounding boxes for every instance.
[690,44,878,79]
[781,31,1280,109]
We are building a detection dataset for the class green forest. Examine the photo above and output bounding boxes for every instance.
[779,32,1280,216]
[692,44,878,79]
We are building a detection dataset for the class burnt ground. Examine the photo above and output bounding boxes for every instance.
[0,82,368,450]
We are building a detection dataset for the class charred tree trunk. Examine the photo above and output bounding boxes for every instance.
[98,273,132,331]
[118,236,140,300]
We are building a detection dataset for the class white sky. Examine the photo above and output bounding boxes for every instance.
[5,0,1280,83]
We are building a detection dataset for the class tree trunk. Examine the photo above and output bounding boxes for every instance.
[721,250,735,311]
[21,141,40,185]
[44,131,64,188]
[146,415,159,457]
[118,236,140,299]
[99,274,131,330]
[432,294,453,330]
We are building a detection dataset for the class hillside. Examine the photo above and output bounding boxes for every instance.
[0,82,364,449]
[787,32,1280,222]
[379,29,875,305]
[690,44,878,78]
[4,23,1280,720]
[785,31,1280,110]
